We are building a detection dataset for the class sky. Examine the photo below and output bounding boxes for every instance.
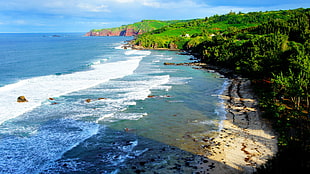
[0,0,309,33]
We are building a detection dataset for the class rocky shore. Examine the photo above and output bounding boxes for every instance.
[206,78,278,173]
[162,60,278,173]
[127,45,278,173]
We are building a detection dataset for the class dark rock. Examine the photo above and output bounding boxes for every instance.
[98,98,107,100]
[164,62,176,65]
[17,96,28,103]
[139,161,146,166]
[147,95,156,98]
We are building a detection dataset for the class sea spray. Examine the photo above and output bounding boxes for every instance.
[0,35,229,173]
[214,79,230,131]
[0,50,151,125]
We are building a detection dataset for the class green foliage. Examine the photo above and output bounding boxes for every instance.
[134,8,309,50]
[89,20,185,34]
[132,8,310,171]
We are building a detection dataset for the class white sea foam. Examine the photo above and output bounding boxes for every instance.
[168,77,192,85]
[159,56,173,60]
[215,79,229,131]
[0,119,100,174]
[125,50,151,56]
[114,45,124,50]
[96,75,170,122]
[0,51,152,125]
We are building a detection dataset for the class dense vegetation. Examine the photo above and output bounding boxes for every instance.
[133,8,310,173]
[90,19,189,33]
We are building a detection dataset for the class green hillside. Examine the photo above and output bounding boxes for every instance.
[134,9,307,49]
[90,19,189,33]
[133,8,310,173]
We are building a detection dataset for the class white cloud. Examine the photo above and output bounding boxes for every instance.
[14,20,27,25]
[142,0,161,8]
[0,0,309,32]
[115,0,136,3]
[76,3,110,12]
[77,21,109,26]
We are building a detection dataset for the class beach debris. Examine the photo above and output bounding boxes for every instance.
[17,96,28,103]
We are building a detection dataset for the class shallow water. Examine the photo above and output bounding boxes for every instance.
[0,34,226,173]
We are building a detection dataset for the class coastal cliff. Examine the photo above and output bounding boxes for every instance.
[85,27,143,36]
[85,20,186,37]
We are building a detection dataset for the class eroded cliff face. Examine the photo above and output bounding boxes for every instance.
[85,28,142,36]
[85,19,185,37]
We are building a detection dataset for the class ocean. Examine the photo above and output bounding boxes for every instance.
[0,33,227,173]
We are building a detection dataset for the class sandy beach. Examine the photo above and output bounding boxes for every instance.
[203,77,278,173]
[100,47,279,173]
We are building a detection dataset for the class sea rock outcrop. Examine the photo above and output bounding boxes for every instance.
[17,96,28,103]
[85,28,141,37]
[85,99,92,103]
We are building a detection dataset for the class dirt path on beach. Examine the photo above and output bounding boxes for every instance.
[203,78,278,173]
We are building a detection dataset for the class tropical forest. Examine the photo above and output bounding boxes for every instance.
[131,8,309,172]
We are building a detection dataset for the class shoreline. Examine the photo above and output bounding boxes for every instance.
[205,77,278,173]
[159,55,278,173]
[126,44,278,173]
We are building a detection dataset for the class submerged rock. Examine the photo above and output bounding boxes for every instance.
[17,96,28,103]
[98,98,107,100]
[164,62,176,65]
[85,99,92,103]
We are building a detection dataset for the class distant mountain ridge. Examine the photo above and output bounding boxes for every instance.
[85,20,188,36]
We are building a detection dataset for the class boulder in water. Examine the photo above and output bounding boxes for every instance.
[98,98,107,100]
[17,96,28,103]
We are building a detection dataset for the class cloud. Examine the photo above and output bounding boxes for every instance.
[115,0,136,3]
[197,0,309,7]
[76,3,110,12]
[13,20,27,25]
[0,0,111,16]
[0,0,309,32]
[142,1,161,8]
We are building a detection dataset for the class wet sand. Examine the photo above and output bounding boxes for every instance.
[116,77,278,174]
[205,77,278,173]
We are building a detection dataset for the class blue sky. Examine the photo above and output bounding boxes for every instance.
[0,0,309,33]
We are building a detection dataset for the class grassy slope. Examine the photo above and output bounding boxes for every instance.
[134,10,298,49]
[90,20,189,33]
[133,8,310,173]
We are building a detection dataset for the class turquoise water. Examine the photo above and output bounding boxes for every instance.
[0,34,226,173]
